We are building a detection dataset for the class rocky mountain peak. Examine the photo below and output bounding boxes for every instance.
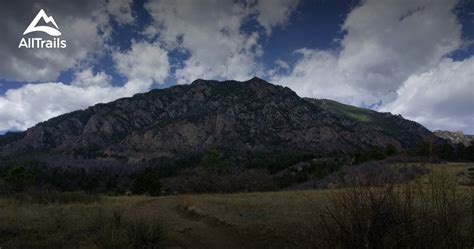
[0,78,433,163]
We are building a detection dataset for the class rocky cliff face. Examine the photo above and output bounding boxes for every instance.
[0,78,432,162]
[433,130,473,146]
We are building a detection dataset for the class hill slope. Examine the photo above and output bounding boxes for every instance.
[0,77,432,163]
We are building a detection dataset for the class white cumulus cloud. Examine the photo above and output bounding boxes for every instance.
[144,0,299,84]
[107,0,134,25]
[255,0,299,34]
[381,58,474,133]
[0,41,170,131]
[113,41,170,84]
[71,68,112,88]
[271,0,472,131]
[0,1,112,82]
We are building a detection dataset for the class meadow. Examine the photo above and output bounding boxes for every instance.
[0,163,472,249]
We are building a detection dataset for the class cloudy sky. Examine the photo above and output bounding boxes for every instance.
[0,0,473,133]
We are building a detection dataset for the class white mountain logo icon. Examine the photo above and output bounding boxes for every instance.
[23,9,61,36]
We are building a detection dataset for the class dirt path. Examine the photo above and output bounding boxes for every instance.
[131,197,268,249]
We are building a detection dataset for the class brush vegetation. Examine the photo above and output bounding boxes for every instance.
[0,163,472,248]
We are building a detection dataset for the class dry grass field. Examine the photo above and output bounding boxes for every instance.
[0,162,473,249]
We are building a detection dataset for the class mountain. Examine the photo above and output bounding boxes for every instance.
[433,130,473,146]
[0,77,432,164]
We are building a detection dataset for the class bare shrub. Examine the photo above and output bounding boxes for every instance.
[297,161,429,190]
[96,209,128,249]
[126,217,164,249]
[312,169,472,249]
[337,162,429,187]
[95,209,165,249]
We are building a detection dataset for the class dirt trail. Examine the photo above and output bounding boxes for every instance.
[131,197,268,249]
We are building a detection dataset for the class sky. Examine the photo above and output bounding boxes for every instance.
[0,0,473,134]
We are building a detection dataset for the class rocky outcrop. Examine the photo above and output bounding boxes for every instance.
[433,130,473,146]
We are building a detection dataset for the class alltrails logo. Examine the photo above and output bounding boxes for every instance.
[18,9,67,49]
